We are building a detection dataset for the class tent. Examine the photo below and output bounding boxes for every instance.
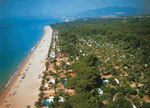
[66,63,70,66]
[79,50,82,53]
[98,88,103,94]
[49,79,55,84]
[46,101,49,106]
[59,97,65,102]
[102,80,109,84]
[76,57,79,60]
[115,79,119,84]
[45,83,49,89]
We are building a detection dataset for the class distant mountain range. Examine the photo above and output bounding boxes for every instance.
[72,6,150,17]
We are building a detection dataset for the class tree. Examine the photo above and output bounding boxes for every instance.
[115,97,132,108]
[54,84,57,94]
[45,62,49,71]
[138,92,143,98]
[39,86,44,91]
[46,78,50,81]
[108,77,116,85]
[60,60,66,69]
[38,92,44,99]
[59,77,66,85]
[102,93,112,104]
[105,63,113,71]
[142,101,150,108]
[49,70,52,75]
[131,97,141,108]
[85,54,99,67]
[109,67,118,75]
[104,86,117,95]
[41,79,45,85]
[35,98,42,108]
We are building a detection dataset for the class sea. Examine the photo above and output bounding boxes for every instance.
[0,17,62,91]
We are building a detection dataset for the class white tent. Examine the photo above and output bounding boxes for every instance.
[47,96,65,103]
[76,57,79,60]
[123,66,128,69]
[45,83,49,89]
[47,96,54,103]
[79,50,82,53]
[49,79,55,84]
[115,79,119,84]
[57,49,60,52]
[102,80,109,84]
[98,88,103,94]
[112,98,116,102]
[133,104,137,108]
[58,96,65,102]
[66,63,70,66]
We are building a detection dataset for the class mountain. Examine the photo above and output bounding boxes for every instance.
[72,6,150,17]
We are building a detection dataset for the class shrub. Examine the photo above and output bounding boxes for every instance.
[39,86,44,91]
[41,80,45,85]
[130,88,137,95]
[105,63,113,71]
[46,78,50,81]
[38,92,44,98]
[138,92,143,98]
[45,87,47,90]
[108,77,116,85]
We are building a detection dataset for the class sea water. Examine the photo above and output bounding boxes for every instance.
[0,18,61,91]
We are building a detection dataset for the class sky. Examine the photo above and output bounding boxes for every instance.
[0,0,149,18]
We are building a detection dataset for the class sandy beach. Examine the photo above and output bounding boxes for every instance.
[0,26,52,108]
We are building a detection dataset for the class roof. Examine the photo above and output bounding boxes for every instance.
[115,79,119,84]
[102,80,109,84]
[47,96,54,103]
[49,79,55,84]
[45,83,49,87]
[47,96,65,103]
[66,63,70,66]
[59,97,65,102]
[98,88,103,94]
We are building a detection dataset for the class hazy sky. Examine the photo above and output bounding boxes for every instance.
[0,0,149,18]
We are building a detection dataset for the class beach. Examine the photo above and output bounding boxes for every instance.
[0,26,52,108]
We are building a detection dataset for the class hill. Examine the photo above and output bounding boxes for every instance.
[72,6,150,17]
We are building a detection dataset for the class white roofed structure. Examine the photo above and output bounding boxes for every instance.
[49,79,55,84]
[115,79,119,84]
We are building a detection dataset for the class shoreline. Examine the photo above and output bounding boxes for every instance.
[0,29,45,92]
[0,26,52,108]
[1,43,37,92]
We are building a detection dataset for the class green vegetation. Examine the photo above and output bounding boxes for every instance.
[49,15,150,108]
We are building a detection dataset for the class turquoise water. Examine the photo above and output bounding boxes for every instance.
[0,18,61,91]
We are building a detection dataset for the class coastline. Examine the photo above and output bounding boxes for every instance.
[0,26,52,108]
[1,42,37,92]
